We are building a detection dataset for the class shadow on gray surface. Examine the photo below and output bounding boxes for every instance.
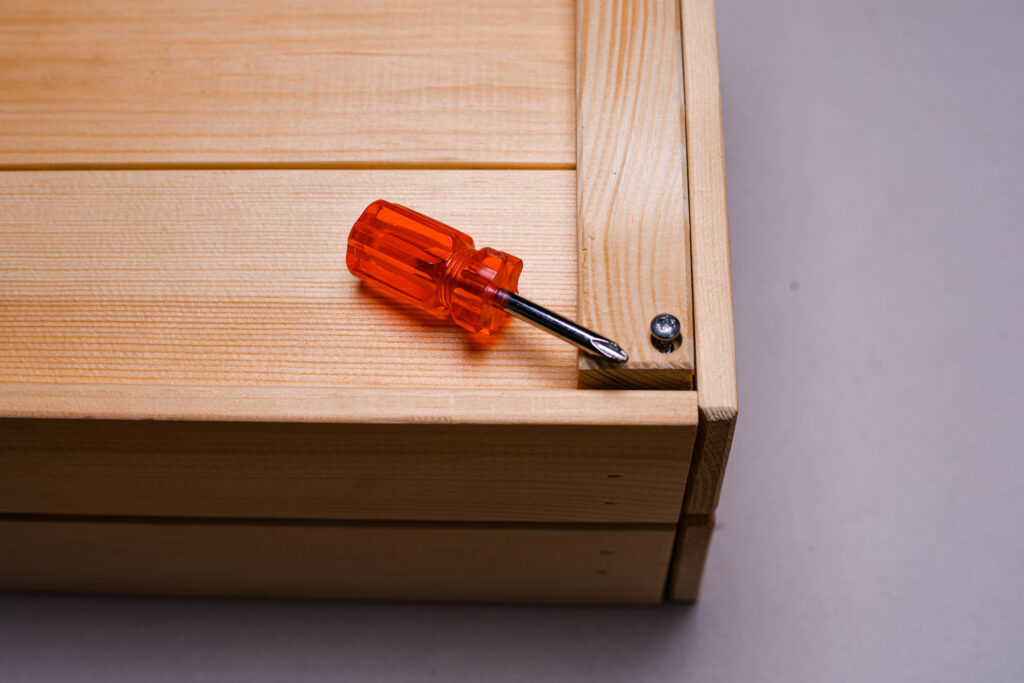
[0,594,701,682]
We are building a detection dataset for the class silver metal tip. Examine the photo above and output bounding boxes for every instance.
[499,291,630,363]
[590,338,629,363]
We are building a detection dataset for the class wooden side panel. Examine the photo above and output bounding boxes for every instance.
[667,513,713,602]
[0,415,695,523]
[0,518,676,604]
[0,170,580,391]
[0,0,574,167]
[576,0,694,389]
[666,0,735,602]
[680,0,737,516]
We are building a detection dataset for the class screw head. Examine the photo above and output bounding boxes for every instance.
[650,314,681,341]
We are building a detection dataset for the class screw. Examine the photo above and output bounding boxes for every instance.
[650,314,681,353]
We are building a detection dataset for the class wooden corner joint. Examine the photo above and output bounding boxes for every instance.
[667,511,716,602]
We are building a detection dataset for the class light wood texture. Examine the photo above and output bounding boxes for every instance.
[0,167,698,522]
[0,170,581,390]
[0,0,738,605]
[668,513,713,602]
[576,0,694,389]
[0,517,675,604]
[0,0,574,168]
[679,0,737,516]
[0,383,698,426]
[0,389,696,523]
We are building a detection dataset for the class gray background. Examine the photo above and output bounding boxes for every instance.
[2,0,1023,680]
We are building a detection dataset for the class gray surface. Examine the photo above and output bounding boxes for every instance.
[2,1,1023,680]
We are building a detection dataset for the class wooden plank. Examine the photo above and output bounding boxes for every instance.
[576,0,694,389]
[667,513,713,601]
[0,517,676,604]
[679,0,737,516]
[0,170,580,391]
[0,390,696,523]
[0,0,574,167]
[0,384,699,427]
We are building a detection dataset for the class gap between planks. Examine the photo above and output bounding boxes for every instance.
[0,162,575,172]
[0,513,676,532]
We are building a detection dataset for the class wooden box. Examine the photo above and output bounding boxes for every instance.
[0,0,735,604]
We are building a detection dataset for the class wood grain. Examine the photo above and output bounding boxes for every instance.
[667,513,713,601]
[576,0,694,389]
[0,383,698,426]
[0,517,676,604]
[0,170,581,390]
[0,0,574,167]
[0,0,737,605]
[679,0,737,516]
[0,390,696,523]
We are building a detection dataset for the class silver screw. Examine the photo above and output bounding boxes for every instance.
[650,314,681,353]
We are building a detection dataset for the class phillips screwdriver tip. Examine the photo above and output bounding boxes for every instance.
[590,338,630,363]
[498,291,629,363]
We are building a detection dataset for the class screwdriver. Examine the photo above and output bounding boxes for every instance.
[346,200,628,362]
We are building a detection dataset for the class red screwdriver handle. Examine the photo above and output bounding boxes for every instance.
[346,200,523,336]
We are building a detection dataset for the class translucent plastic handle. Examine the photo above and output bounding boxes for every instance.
[346,200,523,336]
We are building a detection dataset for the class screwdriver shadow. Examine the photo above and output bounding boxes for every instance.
[357,280,578,362]
[355,281,507,358]
[355,280,451,329]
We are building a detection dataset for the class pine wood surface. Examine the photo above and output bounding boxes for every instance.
[0,170,582,391]
[0,383,698,426]
[0,393,696,523]
[576,0,694,389]
[0,0,574,168]
[0,517,676,604]
[0,0,735,604]
[679,0,737,517]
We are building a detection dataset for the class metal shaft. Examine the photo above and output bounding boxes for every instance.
[496,290,628,363]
